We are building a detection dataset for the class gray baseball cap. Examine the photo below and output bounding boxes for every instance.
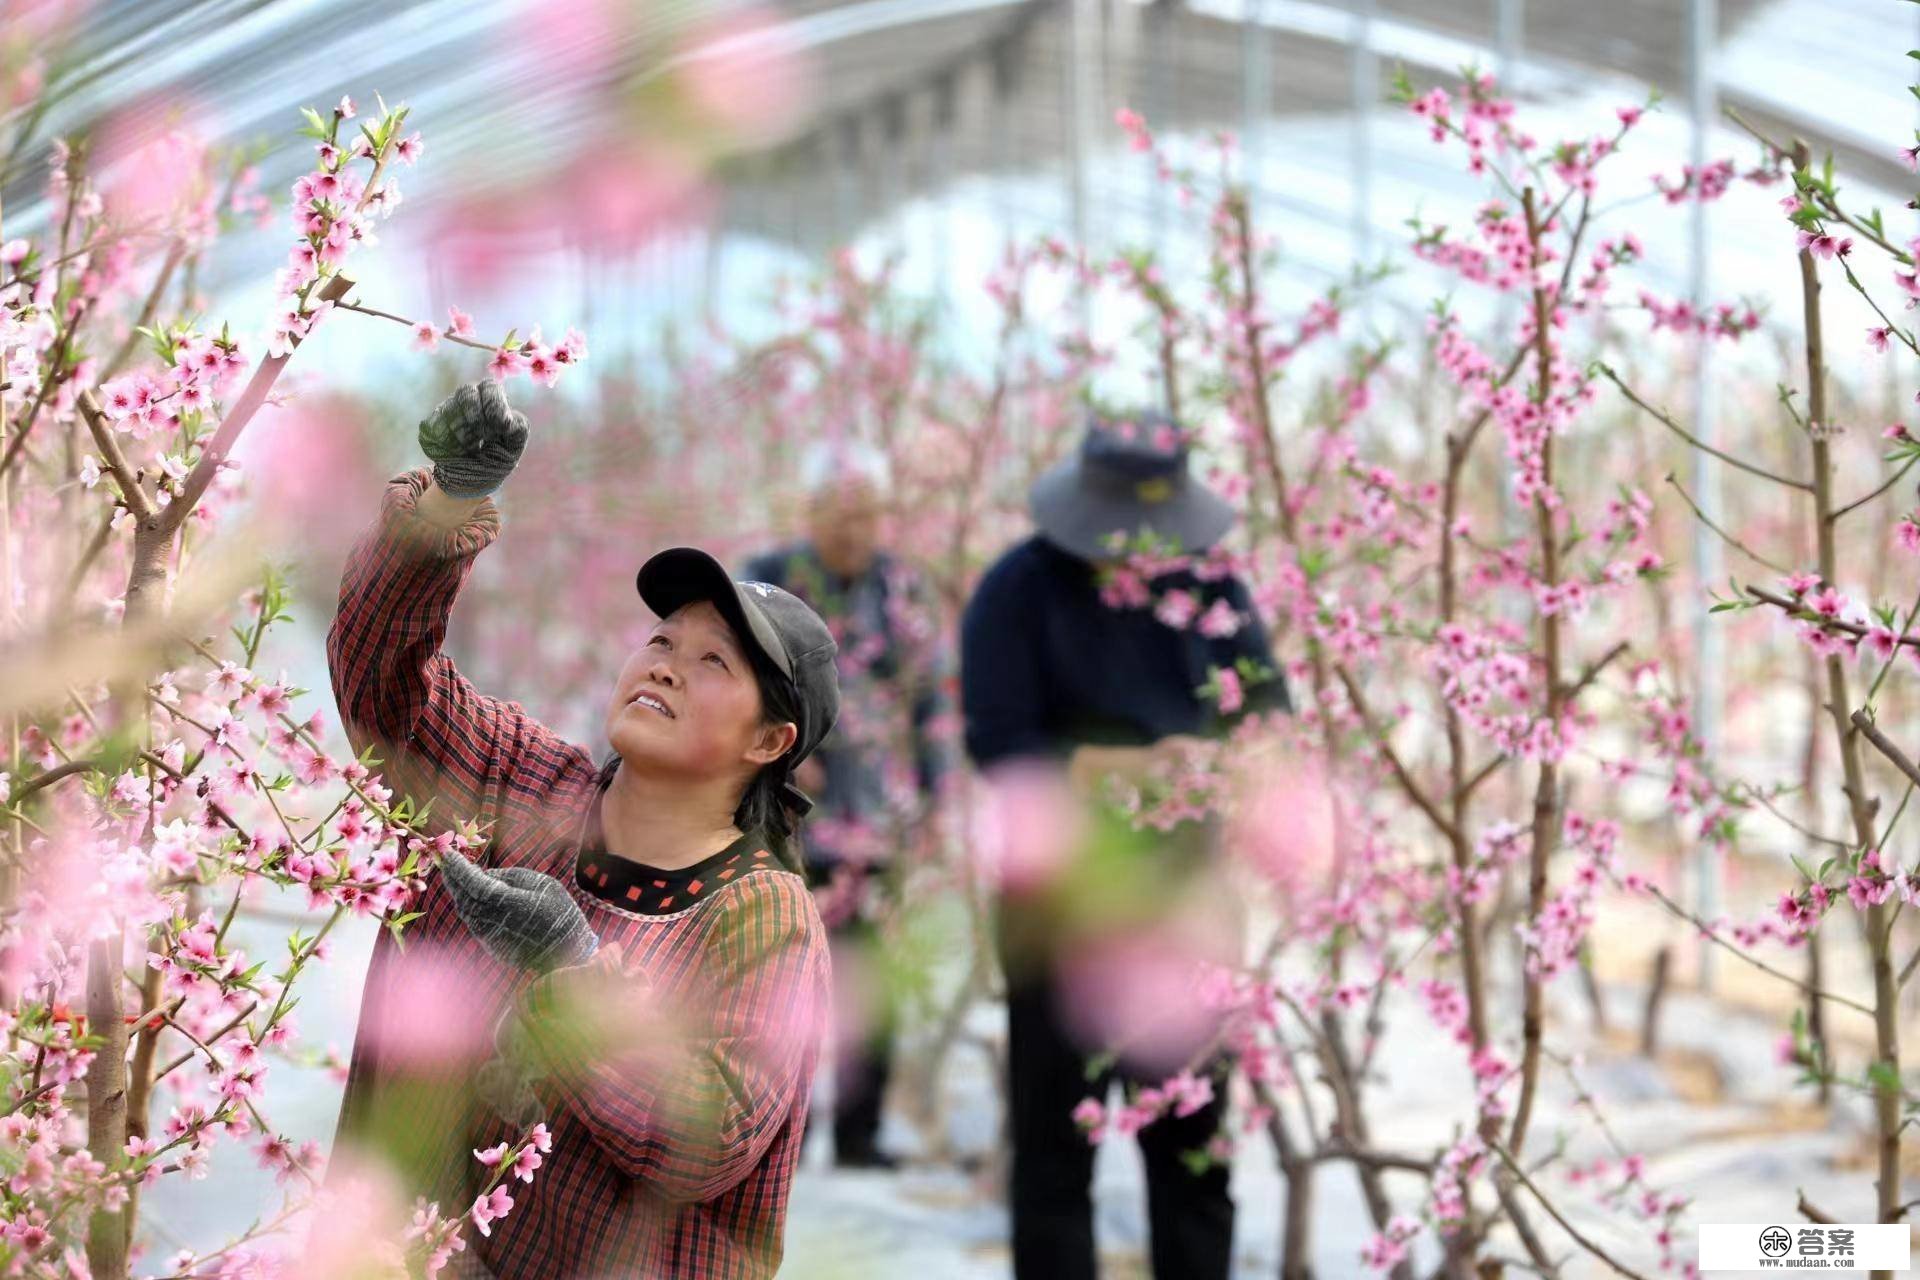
[635,547,841,814]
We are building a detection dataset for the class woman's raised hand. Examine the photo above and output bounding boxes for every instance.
[418,379,529,499]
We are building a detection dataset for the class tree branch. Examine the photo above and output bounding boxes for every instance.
[1665,471,1789,574]
[1490,1142,1652,1280]
[1596,363,1812,491]
[76,390,154,521]
[1851,709,1920,791]
[8,758,102,803]
[1336,665,1462,847]
[1835,454,1920,523]
[1634,877,1875,1017]
[1749,585,1920,650]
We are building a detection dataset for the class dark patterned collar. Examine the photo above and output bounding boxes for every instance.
[576,830,772,914]
[571,760,775,913]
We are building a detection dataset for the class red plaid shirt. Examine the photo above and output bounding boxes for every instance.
[328,469,829,1279]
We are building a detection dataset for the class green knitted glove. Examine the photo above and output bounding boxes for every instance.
[437,853,600,973]
[475,1007,546,1127]
[417,380,528,498]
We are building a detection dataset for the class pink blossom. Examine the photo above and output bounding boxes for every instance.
[524,343,561,388]
[487,347,527,382]
[1807,587,1848,619]
[1196,597,1242,638]
[1784,572,1821,596]
[1214,667,1244,715]
[447,306,475,338]
[1154,589,1199,630]
[511,1143,544,1182]
[1897,517,1920,556]
[972,764,1086,893]
[1869,326,1893,352]
[357,942,497,1067]
[1071,1097,1106,1140]
[412,322,440,351]
[469,1184,514,1237]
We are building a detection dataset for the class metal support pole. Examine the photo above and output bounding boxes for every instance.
[1148,1,1172,256]
[931,74,957,314]
[1496,0,1523,88]
[991,36,1018,251]
[836,116,862,246]
[1687,0,1722,991]
[1349,0,1377,268]
[1064,0,1101,327]
[1243,0,1270,222]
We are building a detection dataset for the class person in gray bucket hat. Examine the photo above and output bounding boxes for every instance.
[960,407,1292,1280]
[1026,409,1235,563]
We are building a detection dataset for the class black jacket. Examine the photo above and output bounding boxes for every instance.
[960,535,1288,769]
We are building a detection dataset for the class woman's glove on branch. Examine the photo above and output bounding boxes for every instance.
[437,853,600,973]
[418,380,528,498]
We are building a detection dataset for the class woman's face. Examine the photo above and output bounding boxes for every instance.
[604,599,795,785]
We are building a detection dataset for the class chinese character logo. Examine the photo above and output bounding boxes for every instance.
[1759,1226,1793,1258]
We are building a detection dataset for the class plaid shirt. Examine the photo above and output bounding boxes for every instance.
[327,469,829,1279]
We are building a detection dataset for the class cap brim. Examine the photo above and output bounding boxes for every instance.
[1029,456,1235,562]
[635,548,794,679]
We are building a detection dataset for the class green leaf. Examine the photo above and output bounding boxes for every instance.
[1181,1148,1217,1177]
[1868,1059,1903,1094]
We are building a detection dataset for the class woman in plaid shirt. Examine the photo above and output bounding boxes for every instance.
[326,382,838,1278]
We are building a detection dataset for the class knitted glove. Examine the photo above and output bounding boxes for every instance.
[417,380,529,498]
[475,1006,546,1127]
[437,854,600,973]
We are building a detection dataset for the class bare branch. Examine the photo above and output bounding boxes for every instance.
[1664,471,1789,574]
[1634,877,1874,1017]
[1851,709,1920,792]
[8,758,103,803]
[1596,363,1812,491]
[1835,454,1920,523]
[1490,1142,1652,1280]
[76,389,154,521]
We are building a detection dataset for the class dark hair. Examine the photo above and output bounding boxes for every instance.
[732,644,806,872]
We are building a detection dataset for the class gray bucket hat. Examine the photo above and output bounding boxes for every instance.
[1029,409,1234,562]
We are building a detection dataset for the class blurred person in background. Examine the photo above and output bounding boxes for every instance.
[741,440,955,1170]
[326,381,841,1278]
[961,412,1290,1280]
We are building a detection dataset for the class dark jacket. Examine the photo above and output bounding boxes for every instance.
[960,535,1287,769]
